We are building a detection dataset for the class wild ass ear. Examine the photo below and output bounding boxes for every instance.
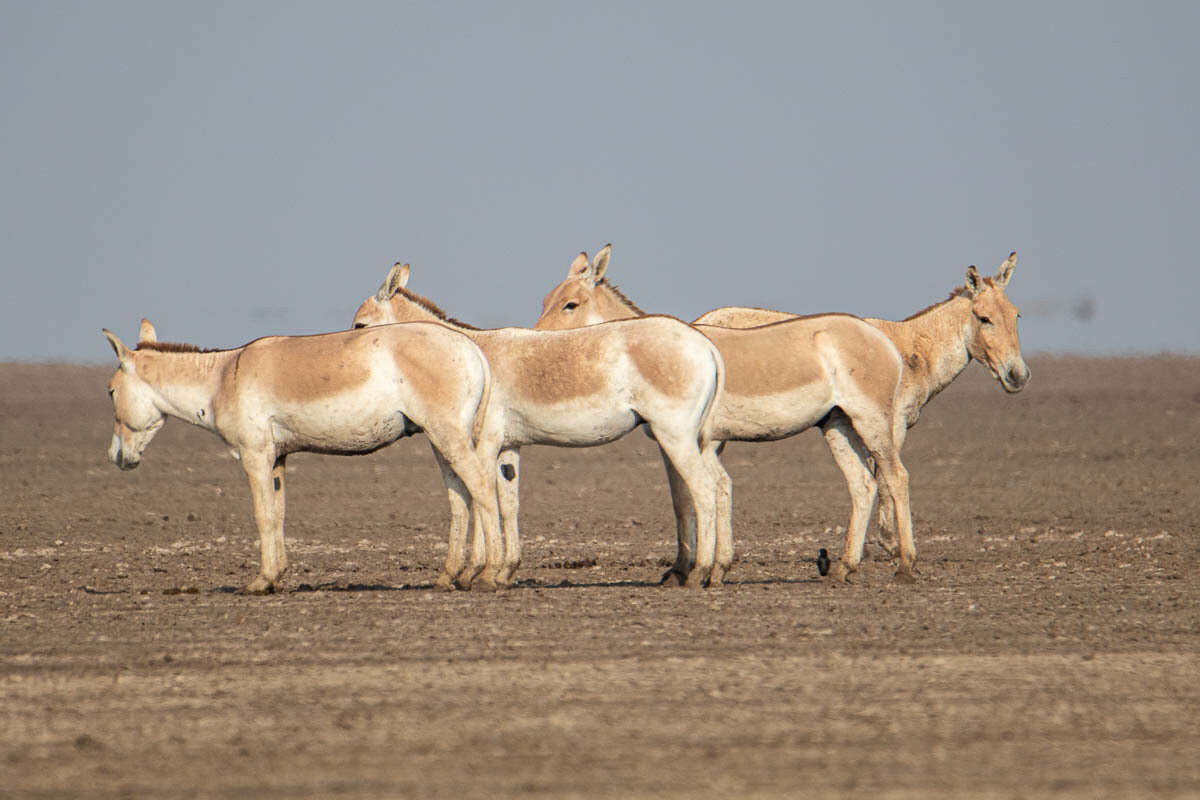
[376,262,410,300]
[964,265,983,297]
[103,329,134,370]
[567,251,591,279]
[138,318,157,344]
[994,251,1016,288]
[591,244,611,282]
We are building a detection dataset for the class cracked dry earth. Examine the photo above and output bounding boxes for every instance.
[1,356,1198,799]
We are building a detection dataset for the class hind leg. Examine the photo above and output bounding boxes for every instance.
[430,446,474,590]
[820,412,878,584]
[655,435,718,589]
[434,440,503,591]
[658,447,696,586]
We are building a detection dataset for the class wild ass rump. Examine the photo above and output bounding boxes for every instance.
[103,319,499,593]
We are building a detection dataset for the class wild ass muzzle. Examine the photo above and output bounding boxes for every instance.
[103,319,500,594]
[535,245,918,583]
[352,260,729,588]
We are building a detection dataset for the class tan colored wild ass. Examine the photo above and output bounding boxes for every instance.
[695,252,1030,553]
[536,248,916,583]
[103,319,500,594]
[352,263,728,587]
[538,246,1029,564]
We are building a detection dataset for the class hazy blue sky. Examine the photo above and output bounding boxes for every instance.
[3,1,1197,361]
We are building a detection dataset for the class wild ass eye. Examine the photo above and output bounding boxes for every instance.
[563,301,579,311]
[976,315,992,325]
[353,322,366,329]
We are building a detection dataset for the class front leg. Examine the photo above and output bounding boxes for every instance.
[240,451,288,594]
[707,446,734,587]
[494,447,522,587]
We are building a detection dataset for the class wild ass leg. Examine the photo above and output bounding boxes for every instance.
[707,445,734,587]
[871,465,900,558]
[431,436,504,592]
[821,412,879,584]
[659,448,696,586]
[856,422,917,582]
[240,452,288,594]
[494,447,522,586]
[656,435,718,589]
[430,447,473,591]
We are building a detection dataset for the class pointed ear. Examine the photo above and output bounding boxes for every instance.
[591,244,611,282]
[964,265,983,297]
[138,318,157,344]
[567,251,591,279]
[103,329,134,370]
[388,262,410,293]
[377,262,410,300]
[994,251,1016,288]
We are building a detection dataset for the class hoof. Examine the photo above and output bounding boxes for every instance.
[871,536,899,559]
[708,565,729,587]
[659,568,687,587]
[238,576,277,595]
[828,562,855,584]
[434,573,457,592]
[471,575,499,593]
[683,570,710,589]
[893,568,919,585]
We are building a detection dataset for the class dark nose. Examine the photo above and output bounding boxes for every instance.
[1007,364,1031,391]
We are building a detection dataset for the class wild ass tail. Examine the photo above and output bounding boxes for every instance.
[470,346,494,449]
[697,338,725,453]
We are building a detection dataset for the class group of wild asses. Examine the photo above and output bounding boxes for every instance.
[103,246,1027,593]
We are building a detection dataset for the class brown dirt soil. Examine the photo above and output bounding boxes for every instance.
[2,356,1198,799]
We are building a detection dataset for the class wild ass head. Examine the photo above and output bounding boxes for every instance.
[351,262,477,330]
[535,245,643,330]
[102,320,166,470]
[963,253,1030,393]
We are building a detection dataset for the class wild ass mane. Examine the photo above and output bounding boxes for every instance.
[388,286,481,331]
[899,282,991,322]
[597,278,648,316]
[135,341,231,354]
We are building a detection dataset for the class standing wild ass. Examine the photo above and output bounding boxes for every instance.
[538,246,1029,562]
[352,263,728,587]
[535,249,916,583]
[103,319,501,593]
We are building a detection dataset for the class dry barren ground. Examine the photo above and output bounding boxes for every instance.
[2,356,1198,798]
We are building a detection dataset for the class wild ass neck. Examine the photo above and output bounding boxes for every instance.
[869,294,975,406]
[134,346,238,430]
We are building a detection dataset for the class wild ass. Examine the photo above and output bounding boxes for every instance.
[103,319,501,593]
[535,246,917,582]
[694,252,1030,553]
[538,246,1029,564]
[352,263,728,587]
